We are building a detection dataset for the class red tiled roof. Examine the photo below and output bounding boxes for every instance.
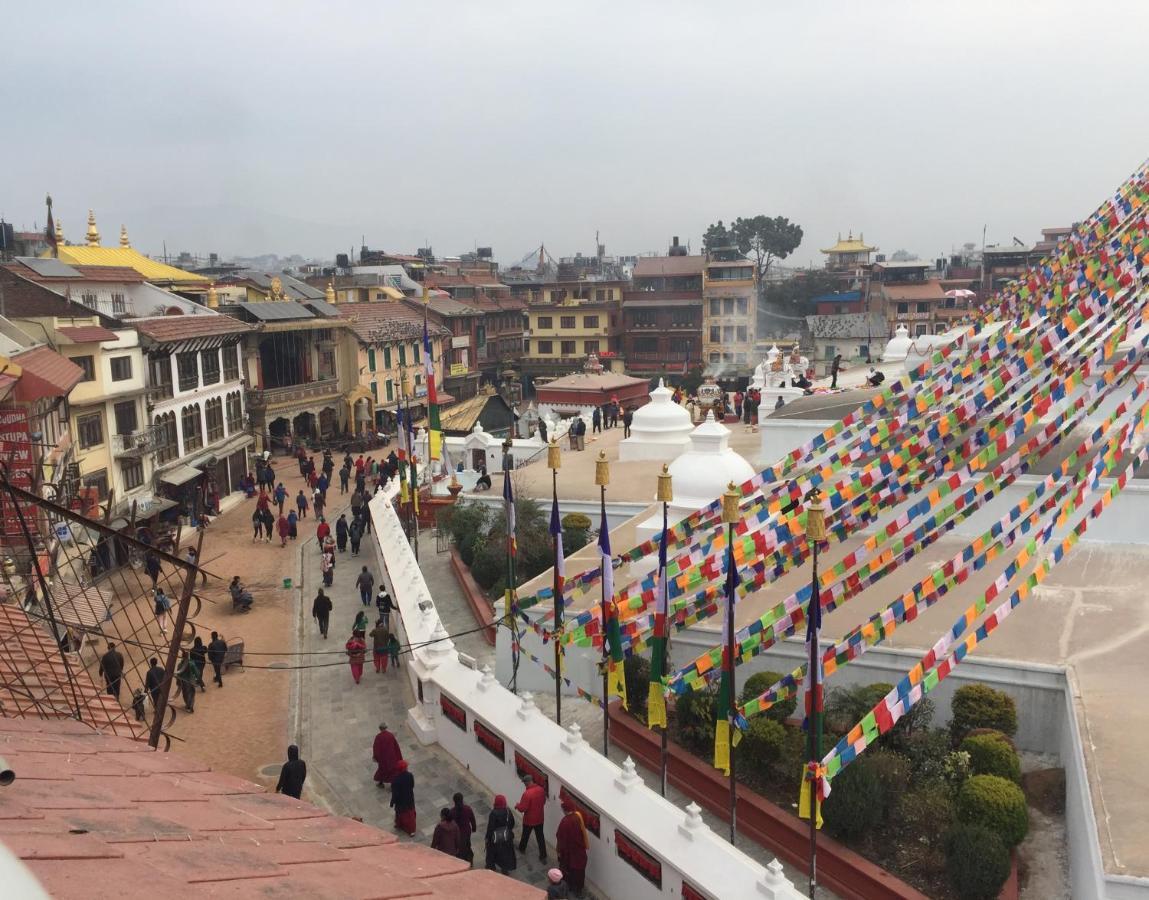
[337,302,450,344]
[129,315,252,343]
[10,345,86,402]
[71,265,146,283]
[0,268,121,329]
[56,325,119,344]
[880,280,946,301]
[0,719,543,899]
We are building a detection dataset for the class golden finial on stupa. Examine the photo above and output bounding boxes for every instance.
[119,225,130,247]
[55,218,64,244]
[206,284,219,309]
[85,210,100,246]
[325,282,336,304]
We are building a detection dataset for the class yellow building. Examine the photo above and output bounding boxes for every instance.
[522,280,626,377]
[701,254,757,372]
[821,232,877,273]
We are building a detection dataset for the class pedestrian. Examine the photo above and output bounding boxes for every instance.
[734,390,744,420]
[208,631,227,686]
[185,546,207,587]
[287,508,298,539]
[515,775,548,862]
[538,417,548,443]
[144,550,161,588]
[432,807,461,856]
[313,489,326,520]
[275,744,307,799]
[153,587,172,635]
[390,760,416,836]
[546,869,570,899]
[353,608,369,635]
[370,620,389,673]
[555,796,588,895]
[261,508,275,542]
[277,513,290,547]
[345,631,366,683]
[312,588,332,639]
[830,352,843,389]
[349,517,363,556]
[316,517,330,544]
[98,641,124,699]
[358,506,372,535]
[317,472,329,501]
[373,722,404,785]
[296,489,309,519]
[274,482,287,515]
[355,470,366,494]
[144,657,165,709]
[386,631,401,671]
[131,688,147,722]
[484,794,517,874]
[354,565,374,606]
[339,465,350,494]
[453,792,478,864]
[622,407,634,439]
[175,651,197,712]
[256,489,270,515]
[190,636,208,690]
[336,514,349,552]
[321,551,334,587]
[775,394,785,410]
[375,586,394,628]
[591,407,601,434]
[252,508,265,542]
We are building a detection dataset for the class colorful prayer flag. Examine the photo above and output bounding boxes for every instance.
[647,507,670,729]
[504,470,517,558]
[600,507,626,708]
[713,549,742,774]
[423,318,442,461]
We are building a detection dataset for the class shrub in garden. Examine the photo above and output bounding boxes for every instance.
[961,731,1021,783]
[956,774,1029,847]
[561,512,592,554]
[904,727,955,781]
[623,655,650,720]
[441,501,489,565]
[824,682,893,735]
[894,777,955,850]
[468,538,503,590]
[735,717,786,774]
[950,684,1017,742]
[739,671,798,723]
[822,755,886,842]
[673,687,716,754]
[943,824,1011,900]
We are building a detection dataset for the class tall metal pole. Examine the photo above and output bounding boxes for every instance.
[656,465,673,797]
[548,440,562,726]
[595,451,610,756]
[722,481,741,845]
[804,487,827,899]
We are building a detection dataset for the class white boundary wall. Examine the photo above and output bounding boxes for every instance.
[368,486,804,900]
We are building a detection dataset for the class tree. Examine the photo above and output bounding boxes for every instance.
[730,215,804,288]
[702,220,731,252]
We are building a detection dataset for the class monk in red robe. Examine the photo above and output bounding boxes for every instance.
[556,797,588,893]
[373,722,403,786]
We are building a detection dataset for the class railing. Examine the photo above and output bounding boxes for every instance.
[622,290,703,304]
[111,426,163,456]
[148,383,174,403]
[627,351,691,364]
[247,378,341,408]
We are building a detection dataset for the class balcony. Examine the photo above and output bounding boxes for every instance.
[623,290,703,304]
[112,426,163,457]
[627,351,692,364]
[147,382,174,405]
[247,378,341,410]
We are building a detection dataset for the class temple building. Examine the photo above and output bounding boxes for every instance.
[820,231,877,274]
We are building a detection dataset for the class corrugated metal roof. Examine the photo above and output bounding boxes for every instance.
[236,301,314,321]
[12,257,82,278]
[54,246,210,284]
[300,297,340,318]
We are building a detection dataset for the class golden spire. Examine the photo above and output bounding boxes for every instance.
[55,218,64,245]
[206,284,219,309]
[325,281,336,304]
[119,224,130,247]
[85,209,100,246]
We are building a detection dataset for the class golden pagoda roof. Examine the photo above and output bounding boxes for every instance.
[52,245,210,286]
[821,232,876,254]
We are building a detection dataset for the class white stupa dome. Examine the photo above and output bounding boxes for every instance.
[882,325,912,362]
[619,379,694,462]
[667,411,755,508]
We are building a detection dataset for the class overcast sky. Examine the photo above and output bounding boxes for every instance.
[4,1,1149,267]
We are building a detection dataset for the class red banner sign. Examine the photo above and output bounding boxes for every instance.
[0,408,34,538]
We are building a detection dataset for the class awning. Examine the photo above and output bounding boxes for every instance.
[160,463,204,486]
[180,433,254,471]
[380,286,404,300]
[11,345,85,402]
[50,581,114,632]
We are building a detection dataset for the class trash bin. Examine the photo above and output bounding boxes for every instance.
[282,577,293,589]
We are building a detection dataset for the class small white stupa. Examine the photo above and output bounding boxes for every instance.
[751,343,806,411]
[635,411,755,544]
[619,378,694,461]
[882,325,913,363]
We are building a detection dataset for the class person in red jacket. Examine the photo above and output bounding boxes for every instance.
[515,775,548,862]
[316,517,331,546]
[556,797,589,894]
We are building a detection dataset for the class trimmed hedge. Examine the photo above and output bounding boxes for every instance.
[944,823,1012,900]
[736,717,786,772]
[950,684,1017,741]
[956,774,1029,847]
[961,731,1021,783]
[823,755,886,841]
[740,671,798,723]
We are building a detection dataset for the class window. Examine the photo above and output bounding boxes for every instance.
[560,316,576,329]
[370,382,378,401]
[181,404,203,452]
[584,340,599,354]
[177,352,198,391]
[916,302,928,313]
[561,340,577,356]
[896,302,909,314]
[154,413,178,464]
[383,346,392,369]
[523,340,530,354]
[399,345,407,367]
[413,342,421,365]
[83,469,109,502]
[550,289,568,304]
[109,355,132,382]
[537,316,552,329]
[113,401,137,435]
[723,298,735,315]
[81,291,97,307]
[635,337,658,353]
[584,315,599,329]
[736,326,748,343]
[538,340,553,354]
[73,355,96,382]
[225,392,242,433]
[77,412,104,449]
[200,349,220,385]
[709,299,721,316]
[121,459,143,491]
[149,356,173,398]
[223,345,240,380]
[111,292,126,315]
[205,398,224,442]
[736,298,748,316]
[385,380,394,402]
[723,325,735,342]
[319,349,335,379]
[709,326,721,342]
[915,324,930,337]
[709,352,720,362]
[368,349,377,372]
[635,310,656,328]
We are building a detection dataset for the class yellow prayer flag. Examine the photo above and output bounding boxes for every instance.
[798,774,824,829]
[646,683,668,730]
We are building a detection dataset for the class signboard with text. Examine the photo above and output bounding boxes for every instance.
[0,407,35,538]
[449,362,468,377]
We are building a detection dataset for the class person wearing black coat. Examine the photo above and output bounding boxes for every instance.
[312,589,333,638]
[349,518,363,556]
[275,744,307,799]
[485,795,518,874]
[335,514,349,552]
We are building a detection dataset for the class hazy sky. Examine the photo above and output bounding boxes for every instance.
[4,1,1149,267]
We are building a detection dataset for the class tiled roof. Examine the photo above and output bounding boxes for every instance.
[0,718,542,899]
[0,268,121,329]
[402,296,483,318]
[54,247,210,285]
[56,325,119,344]
[11,345,86,401]
[540,371,648,391]
[128,314,252,343]
[880,280,946,300]
[337,303,449,344]
[71,265,146,283]
[633,255,705,278]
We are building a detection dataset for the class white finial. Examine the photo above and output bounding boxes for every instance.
[614,756,641,793]
[478,664,497,691]
[561,722,585,754]
[757,858,795,896]
[678,801,708,840]
[517,692,537,720]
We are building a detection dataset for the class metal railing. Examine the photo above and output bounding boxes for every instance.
[246,378,341,408]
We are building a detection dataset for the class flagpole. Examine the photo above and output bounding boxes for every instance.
[547,439,563,726]
[656,465,673,797]
[503,446,520,695]
[804,486,827,898]
[595,451,610,756]
[722,481,741,845]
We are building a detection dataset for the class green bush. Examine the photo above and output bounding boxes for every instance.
[823,755,887,842]
[950,684,1017,742]
[904,728,954,781]
[944,824,1012,900]
[468,539,503,590]
[824,682,893,735]
[623,655,650,720]
[956,774,1028,847]
[735,717,786,773]
[561,512,592,531]
[894,777,955,850]
[739,671,798,723]
[673,687,716,754]
[561,512,592,555]
[961,732,1021,783]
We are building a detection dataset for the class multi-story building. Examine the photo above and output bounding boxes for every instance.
[702,250,757,374]
[399,295,484,402]
[821,232,877,276]
[423,273,525,381]
[521,280,627,379]
[622,240,703,377]
[867,260,948,337]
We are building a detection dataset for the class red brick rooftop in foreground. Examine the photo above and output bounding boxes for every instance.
[0,717,543,899]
